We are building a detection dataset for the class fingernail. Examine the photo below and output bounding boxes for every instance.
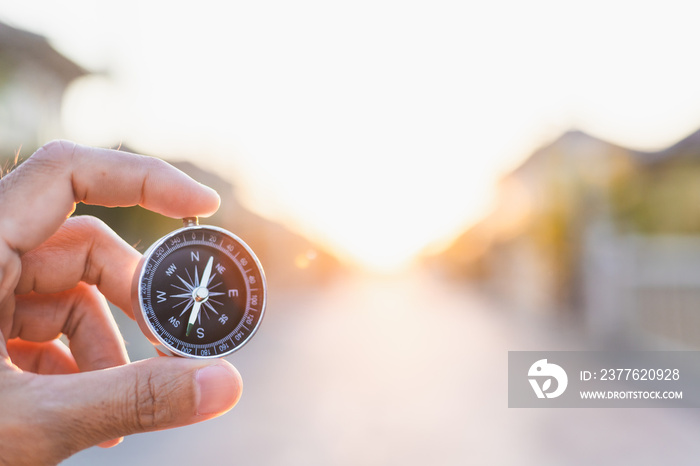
[98,437,124,449]
[199,183,221,203]
[195,363,242,416]
[202,184,220,199]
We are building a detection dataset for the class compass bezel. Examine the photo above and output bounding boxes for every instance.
[132,224,267,359]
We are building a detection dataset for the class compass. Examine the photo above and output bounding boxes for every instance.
[132,217,267,358]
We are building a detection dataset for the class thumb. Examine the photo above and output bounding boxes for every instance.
[42,357,242,455]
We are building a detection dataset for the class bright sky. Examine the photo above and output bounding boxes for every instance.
[4,1,700,270]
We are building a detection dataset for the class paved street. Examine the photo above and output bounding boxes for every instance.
[64,271,700,465]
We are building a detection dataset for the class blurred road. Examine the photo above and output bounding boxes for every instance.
[64,271,700,465]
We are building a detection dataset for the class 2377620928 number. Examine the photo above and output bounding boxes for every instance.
[599,368,680,381]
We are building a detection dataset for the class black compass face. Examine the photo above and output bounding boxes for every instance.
[133,225,266,358]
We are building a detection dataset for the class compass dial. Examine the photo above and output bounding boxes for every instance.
[133,222,266,358]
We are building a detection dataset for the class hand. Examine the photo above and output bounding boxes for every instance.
[0,141,243,465]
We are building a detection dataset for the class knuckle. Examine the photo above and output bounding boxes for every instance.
[0,140,75,199]
[133,372,160,430]
[60,216,115,286]
[35,139,76,160]
[130,370,185,431]
[1,140,78,207]
[23,216,105,278]
[32,140,77,168]
[63,214,108,235]
[0,241,20,297]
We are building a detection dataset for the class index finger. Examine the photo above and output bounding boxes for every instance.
[0,140,220,254]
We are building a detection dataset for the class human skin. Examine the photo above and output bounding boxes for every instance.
[0,141,242,465]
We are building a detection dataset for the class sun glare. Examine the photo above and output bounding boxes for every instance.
[6,1,700,271]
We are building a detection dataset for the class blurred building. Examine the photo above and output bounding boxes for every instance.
[0,20,343,289]
[0,20,85,154]
[430,128,700,349]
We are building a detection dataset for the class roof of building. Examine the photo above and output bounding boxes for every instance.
[0,20,87,83]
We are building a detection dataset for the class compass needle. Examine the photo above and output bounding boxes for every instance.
[200,256,214,291]
[185,256,213,335]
